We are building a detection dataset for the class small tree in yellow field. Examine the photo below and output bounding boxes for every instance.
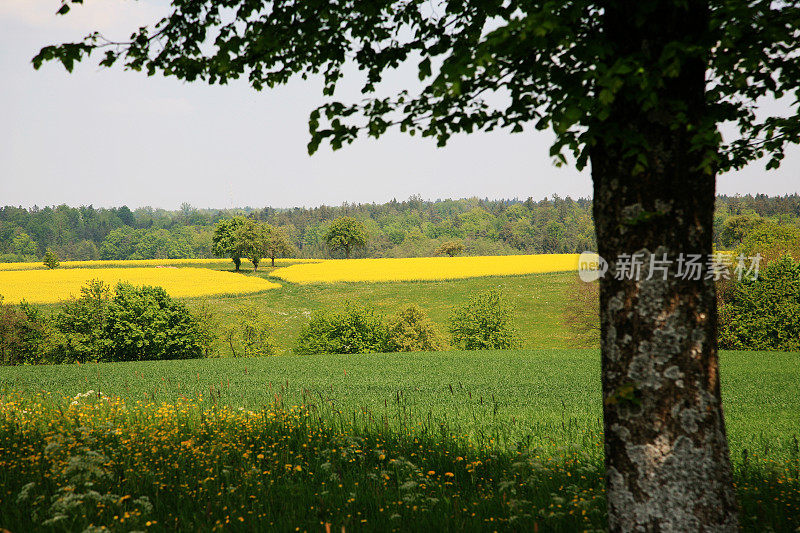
[233,218,267,271]
[264,225,294,267]
[42,248,60,270]
[436,241,464,257]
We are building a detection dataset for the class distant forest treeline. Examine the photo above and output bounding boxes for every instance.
[1,194,799,262]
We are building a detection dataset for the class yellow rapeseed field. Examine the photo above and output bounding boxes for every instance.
[269,254,584,284]
[0,267,280,304]
[0,257,321,271]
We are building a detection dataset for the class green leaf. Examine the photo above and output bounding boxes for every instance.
[418,57,431,81]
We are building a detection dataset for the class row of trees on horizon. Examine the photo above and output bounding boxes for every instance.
[1,194,799,262]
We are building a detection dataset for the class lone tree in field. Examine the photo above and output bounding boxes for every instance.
[436,241,464,257]
[324,217,367,259]
[212,217,248,271]
[263,225,294,267]
[233,218,269,271]
[42,248,60,270]
[37,1,800,529]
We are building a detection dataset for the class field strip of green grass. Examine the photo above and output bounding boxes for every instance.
[2,349,797,454]
[184,271,582,355]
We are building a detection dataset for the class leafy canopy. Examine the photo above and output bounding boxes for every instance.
[42,249,60,269]
[324,217,367,258]
[436,241,464,257]
[212,216,248,268]
[104,282,206,362]
[263,225,294,261]
[34,1,800,173]
[387,304,447,352]
[736,222,800,264]
[232,218,268,270]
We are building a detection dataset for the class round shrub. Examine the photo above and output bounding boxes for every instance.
[240,315,276,357]
[0,296,49,365]
[448,289,517,350]
[387,305,447,352]
[295,303,389,355]
[50,279,111,363]
[103,283,206,361]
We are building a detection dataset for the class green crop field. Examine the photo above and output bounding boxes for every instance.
[2,349,797,454]
[1,349,798,531]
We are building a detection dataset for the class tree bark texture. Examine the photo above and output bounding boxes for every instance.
[591,2,739,530]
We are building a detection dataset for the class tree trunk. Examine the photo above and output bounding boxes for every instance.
[271,253,276,267]
[591,2,738,530]
[233,257,241,271]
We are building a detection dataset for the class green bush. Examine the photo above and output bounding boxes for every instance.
[449,289,517,350]
[50,279,111,363]
[45,280,212,364]
[719,255,800,351]
[387,305,447,352]
[563,278,600,347]
[103,283,206,362]
[296,303,389,355]
[736,222,800,265]
[191,302,220,358]
[0,296,49,365]
[240,314,276,357]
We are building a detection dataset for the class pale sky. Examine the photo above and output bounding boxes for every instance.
[1,0,798,210]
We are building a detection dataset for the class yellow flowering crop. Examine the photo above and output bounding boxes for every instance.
[269,254,583,284]
[0,267,279,304]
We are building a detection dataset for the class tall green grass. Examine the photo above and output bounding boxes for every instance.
[2,350,798,531]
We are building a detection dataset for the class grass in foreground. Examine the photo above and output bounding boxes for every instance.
[1,350,798,531]
[0,393,608,532]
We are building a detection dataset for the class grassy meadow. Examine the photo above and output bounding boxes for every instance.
[1,257,798,531]
[189,270,580,355]
[2,349,798,455]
